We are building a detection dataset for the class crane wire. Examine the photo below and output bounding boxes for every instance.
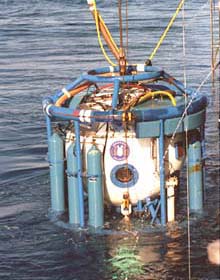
[118,0,124,50]
[126,0,129,58]
[181,2,192,279]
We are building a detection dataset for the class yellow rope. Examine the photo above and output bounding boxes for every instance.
[149,0,185,61]
[137,90,177,106]
[93,0,117,66]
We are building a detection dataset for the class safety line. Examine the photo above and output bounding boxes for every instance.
[126,0,129,58]
[118,0,123,50]
[185,0,209,26]
[210,0,215,82]
[186,107,191,280]
[181,3,192,279]
[149,0,185,61]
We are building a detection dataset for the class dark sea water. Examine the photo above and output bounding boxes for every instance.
[0,0,219,279]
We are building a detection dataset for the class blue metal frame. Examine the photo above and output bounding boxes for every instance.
[201,125,206,201]
[43,64,207,228]
[145,197,161,225]
[42,65,207,124]
[46,115,52,139]
[112,79,120,109]
[43,95,207,124]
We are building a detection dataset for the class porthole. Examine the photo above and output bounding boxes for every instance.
[110,164,139,188]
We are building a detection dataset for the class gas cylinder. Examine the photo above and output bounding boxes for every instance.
[87,143,104,228]
[188,132,203,212]
[48,132,65,212]
[67,141,80,225]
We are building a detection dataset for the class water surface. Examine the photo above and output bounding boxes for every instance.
[0,1,219,279]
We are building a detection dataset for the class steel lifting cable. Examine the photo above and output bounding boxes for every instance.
[117,0,132,202]
[118,0,129,197]
[181,3,192,279]
[118,0,124,50]
[210,0,215,81]
[149,0,185,61]
[213,1,220,72]
[125,0,129,58]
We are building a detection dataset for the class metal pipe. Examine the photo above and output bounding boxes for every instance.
[201,125,206,201]
[45,95,207,123]
[82,71,162,85]
[53,76,85,103]
[112,79,120,109]
[159,120,166,225]
[137,200,142,212]
[87,65,161,75]
[46,115,52,139]
[146,197,160,224]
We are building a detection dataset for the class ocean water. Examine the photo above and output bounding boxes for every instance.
[0,0,219,279]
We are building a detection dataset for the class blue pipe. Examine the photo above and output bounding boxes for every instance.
[51,76,85,103]
[159,120,166,225]
[88,65,161,75]
[201,125,206,201]
[82,71,162,84]
[82,71,161,84]
[48,66,163,103]
[146,197,160,224]
[44,95,207,123]
[112,79,120,109]
[74,121,85,227]
[162,72,186,93]
[137,200,142,212]
[46,115,52,139]
[44,65,203,108]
